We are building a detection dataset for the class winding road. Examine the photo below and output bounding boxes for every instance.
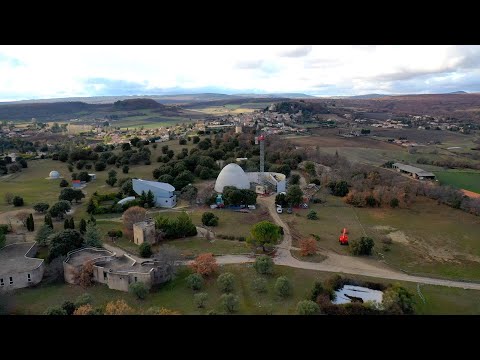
[213,195,480,291]
[104,194,480,291]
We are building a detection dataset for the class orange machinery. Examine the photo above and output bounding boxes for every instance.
[339,228,349,245]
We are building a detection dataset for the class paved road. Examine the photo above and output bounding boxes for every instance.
[256,195,480,291]
[103,196,480,291]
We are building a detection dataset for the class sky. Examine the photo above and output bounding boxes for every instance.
[0,45,480,101]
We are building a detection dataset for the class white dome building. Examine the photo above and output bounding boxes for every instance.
[49,170,60,179]
[214,163,250,193]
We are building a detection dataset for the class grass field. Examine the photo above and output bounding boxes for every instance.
[284,194,480,281]
[10,264,480,315]
[435,171,480,193]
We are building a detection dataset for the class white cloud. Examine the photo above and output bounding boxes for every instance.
[0,45,478,100]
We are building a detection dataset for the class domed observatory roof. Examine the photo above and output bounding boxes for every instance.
[49,170,60,179]
[214,163,250,193]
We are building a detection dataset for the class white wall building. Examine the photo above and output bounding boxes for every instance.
[132,179,177,208]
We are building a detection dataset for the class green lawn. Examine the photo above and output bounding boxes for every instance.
[10,264,480,315]
[285,194,480,281]
[435,170,480,193]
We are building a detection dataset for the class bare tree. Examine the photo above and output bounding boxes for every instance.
[122,206,147,239]
[15,211,30,228]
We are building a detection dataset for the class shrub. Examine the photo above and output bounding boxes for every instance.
[94,162,106,171]
[311,178,321,186]
[104,300,133,315]
[289,174,300,185]
[307,210,318,220]
[194,293,208,308]
[310,281,335,302]
[44,306,67,315]
[274,276,292,297]
[122,165,129,174]
[383,284,415,314]
[35,224,54,246]
[139,242,152,258]
[74,293,93,308]
[217,272,235,293]
[350,236,375,256]
[129,282,148,300]
[252,277,267,293]
[13,196,24,207]
[390,198,400,208]
[62,301,76,315]
[220,293,239,313]
[254,255,274,275]
[186,273,204,291]
[190,253,218,276]
[297,300,320,315]
[201,212,219,227]
[33,202,50,213]
[299,238,318,256]
[73,304,94,315]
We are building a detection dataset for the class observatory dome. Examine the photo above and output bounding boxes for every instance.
[49,170,60,179]
[214,163,250,193]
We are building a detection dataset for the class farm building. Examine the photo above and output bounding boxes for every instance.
[132,179,176,208]
[214,163,287,194]
[63,247,174,292]
[0,243,44,292]
[392,163,436,180]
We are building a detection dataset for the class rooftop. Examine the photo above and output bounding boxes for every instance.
[133,179,175,192]
[65,248,114,266]
[392,163,435,177]
[0,243,44,275]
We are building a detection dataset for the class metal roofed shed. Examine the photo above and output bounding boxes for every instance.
[392,163,436,180]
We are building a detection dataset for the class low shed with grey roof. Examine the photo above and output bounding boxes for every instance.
[0,243,44,292]
[392,163,436,180]
[132,179,176,208]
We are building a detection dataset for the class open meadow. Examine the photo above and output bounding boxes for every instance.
[9,264,480,315]
[284,194,480,281]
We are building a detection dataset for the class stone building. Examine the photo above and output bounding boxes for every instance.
[0,243,44,292]
[133,219,156,245]
[63,247,173,292]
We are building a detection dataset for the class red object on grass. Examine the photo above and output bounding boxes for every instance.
[339,228,349,245]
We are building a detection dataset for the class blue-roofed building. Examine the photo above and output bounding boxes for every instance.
[132,179,177,208]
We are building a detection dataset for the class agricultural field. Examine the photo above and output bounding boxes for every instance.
[9,264,480,315]
[434,170,480,193]
[284,194,480,281]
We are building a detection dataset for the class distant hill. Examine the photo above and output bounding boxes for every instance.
[446,91,467,94]
[113,98,165,110]
[236,93,315,99]
[0,92,315,106]
[0,98,180,121]
[348,93,390,99]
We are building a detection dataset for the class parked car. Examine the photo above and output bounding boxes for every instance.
[276,205,283,214]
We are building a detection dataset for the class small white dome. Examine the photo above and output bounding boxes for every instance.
[49,171,60,178]
[214,163,250,193]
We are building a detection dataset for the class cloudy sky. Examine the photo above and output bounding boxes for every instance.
[0,45,479,101]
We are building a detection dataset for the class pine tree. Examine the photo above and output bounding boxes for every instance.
[69,217,75,229]
[140,191,147,207]
[29,214,35,232]
[26,215,31,231]
[146,190,155,208]
[86,198,96,214]
[44,213,53,229]
[84,222,102,247]
[79,218,87,234]
[64,218,70,230]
